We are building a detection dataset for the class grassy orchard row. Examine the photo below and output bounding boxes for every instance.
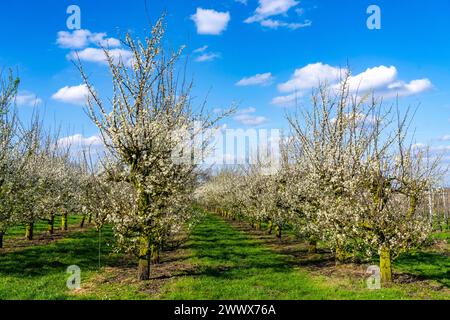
[197,77,444,285]
[1,214,447,299]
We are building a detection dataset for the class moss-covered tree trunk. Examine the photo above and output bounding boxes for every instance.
[256,221,261,230]
[335,246,346,263]
[380,246,392,284]
[267,220,273,234]
[61,213,68,231]
[138,235,151,280]
[275,224,282,240]
[80,215,86,228]
[151,244,160,264]
[47,216,54,235]
[308,237,317,253]
[334,239,349,263]
[25,223,34,240]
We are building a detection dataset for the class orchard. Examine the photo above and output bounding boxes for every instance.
[0,15,448,300]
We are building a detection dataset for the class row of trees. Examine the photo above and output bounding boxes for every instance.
[0,70,88,247]
[197,76,444,284]
[1,16,445,285]
[0,18,223,281]
[75,17,228,280]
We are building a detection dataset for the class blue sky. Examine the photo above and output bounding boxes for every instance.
[1,0,450,162]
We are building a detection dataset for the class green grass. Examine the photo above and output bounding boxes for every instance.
[0,225,118,300]
[5,215,82,238]
[431,229,450,241]
[395,228,449,288]
[0,214,448,300]
[157,215,449,300]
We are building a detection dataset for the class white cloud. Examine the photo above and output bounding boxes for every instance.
[273,63,433,106]
[235,114,267,126]
[246,0,300,23]
[58,29,128,67]
[236,72,274,86]
[57,29,91,49]
[67,48,133,66]
[295,8,305,15]
[260,18,311,30]
[58,134,103,149]
[381,78,432,98]
[196,52,221,62]
[191,8,231,35]
[278,63,344,93]
[245,0,310,30]
[234,107,268,126]
[56,29,120,49]
[428,145,450,152]
[192,45,220,62]
[346,65,397,92]
[15,92,42,107]
[51,84,89,106]
[271,92,303,106]
[341,66,431,98]
[239,107,257,113]
[193,45,209,53]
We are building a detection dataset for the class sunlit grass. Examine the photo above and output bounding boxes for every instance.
[0,214,448,300]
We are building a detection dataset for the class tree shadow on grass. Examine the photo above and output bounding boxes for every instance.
[203,216,450,290]
[0,228,118,278]
[395,251,450,288]
[175,216,301,281]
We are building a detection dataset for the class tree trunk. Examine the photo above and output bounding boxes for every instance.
[275,225,282,240]
[47,216,54,235]
[61,213,68,231]
[442,190,449,229]
[267,220,273,234]
[25,223,34,240]
[380,246,392,284]
[136,184,152,280]
[151,244,160,264]
[80,215,86,228]
[137,236,151,280]
[445,212,450,230]
[256,221,261,230]
[88,214,92,224]
[308,238,317,253]
[428,190,434,226]
[335,243,347,263]
[0,232,3,248]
